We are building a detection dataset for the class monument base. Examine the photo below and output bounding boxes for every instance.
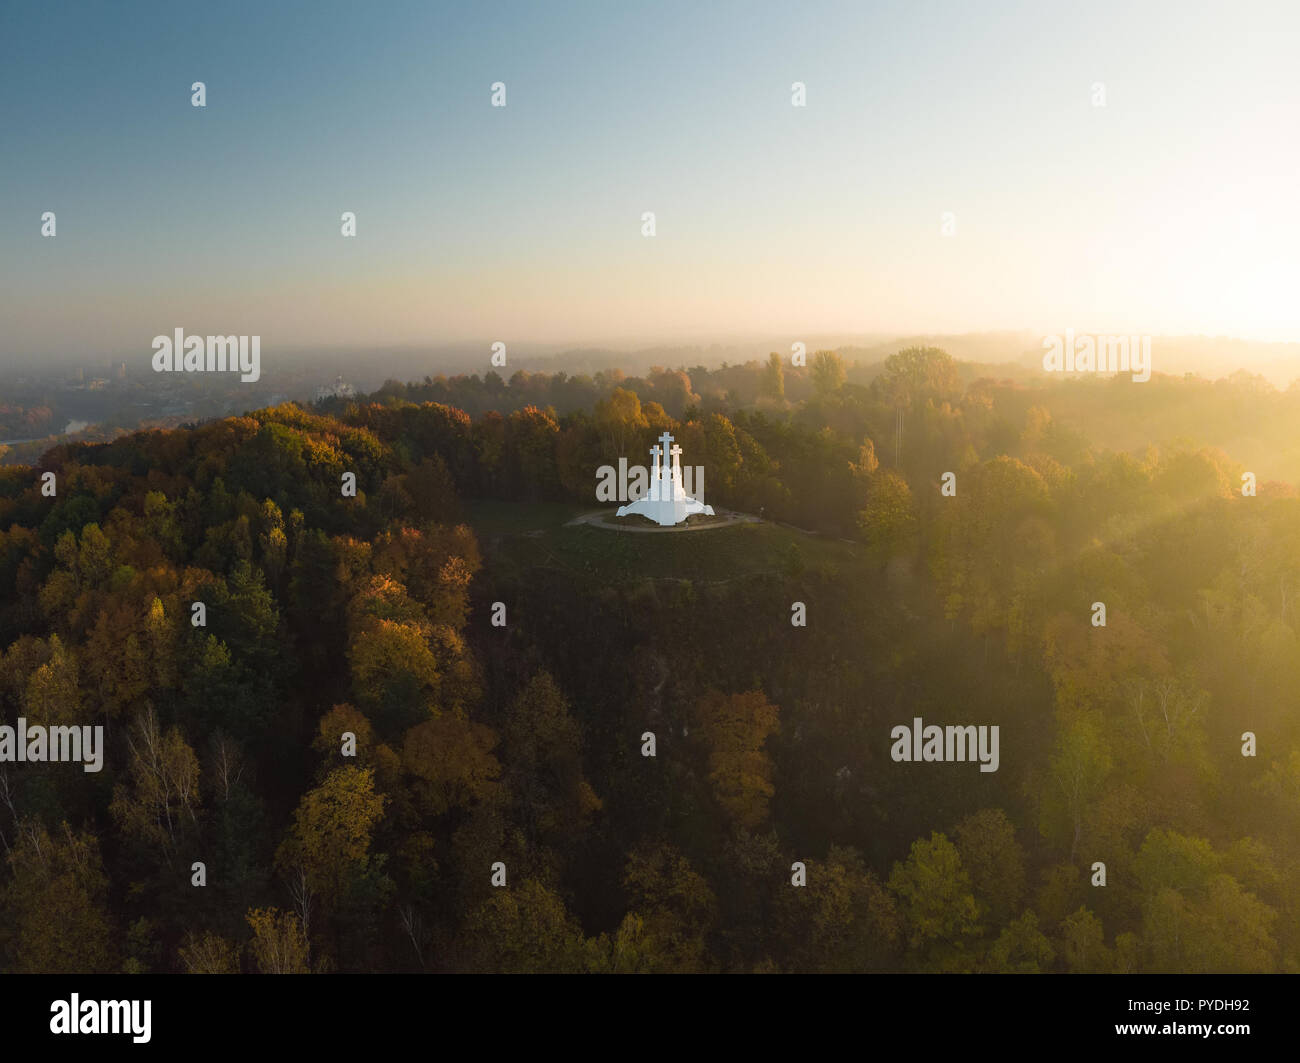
[616,496,715,527]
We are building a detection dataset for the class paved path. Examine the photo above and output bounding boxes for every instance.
[565,508,762,533]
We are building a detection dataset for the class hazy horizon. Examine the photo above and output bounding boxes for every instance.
[9,330,1300,392]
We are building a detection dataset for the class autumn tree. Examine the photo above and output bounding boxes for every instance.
[275,766,387,906]
[616,842,718,972]
[347,575,441,734]
[776,845,901,972]
[1,819,115,973]
[312,703,376,769]
[690,689,780,831]
[179,930,240,974]
[503,672,600,849]
[505,405,560,500]
[593,387,648,458]
[245,907,311,974]
[21,633,81,724]
[402,713,501,817]
[403,454,460,524]
[456,879,590,973]
[110,709,202,862]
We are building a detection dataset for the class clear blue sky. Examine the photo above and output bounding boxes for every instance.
[2,0,1298,363]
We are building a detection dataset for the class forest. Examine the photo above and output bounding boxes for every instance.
[1,346,1297,973]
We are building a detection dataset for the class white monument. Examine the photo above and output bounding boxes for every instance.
[617,431,715,526]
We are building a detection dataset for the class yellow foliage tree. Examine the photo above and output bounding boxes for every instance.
[691,689,780,830]
[245,908,310,974]
[275,766,387,902]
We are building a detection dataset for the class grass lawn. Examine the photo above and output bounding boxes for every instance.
[463,498,590,536]
[465,499,869,585]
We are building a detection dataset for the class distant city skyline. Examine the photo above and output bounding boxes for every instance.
[3,0,1299,363]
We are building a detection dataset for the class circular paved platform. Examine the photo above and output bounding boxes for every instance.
[565,508,761,533]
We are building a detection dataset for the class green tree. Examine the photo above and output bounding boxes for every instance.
[954,808,1026,925]
[503,673,600,847]
[1059,906,1113,972]
[858,470,916,561]
[982,910,1055,972]
[873,345,960,409]
[810,350,846,395]
[762,352,785,401]
[1039,712,1113,861]
[887,832,981,971]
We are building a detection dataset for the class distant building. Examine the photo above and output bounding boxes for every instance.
[315,376,356,401]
